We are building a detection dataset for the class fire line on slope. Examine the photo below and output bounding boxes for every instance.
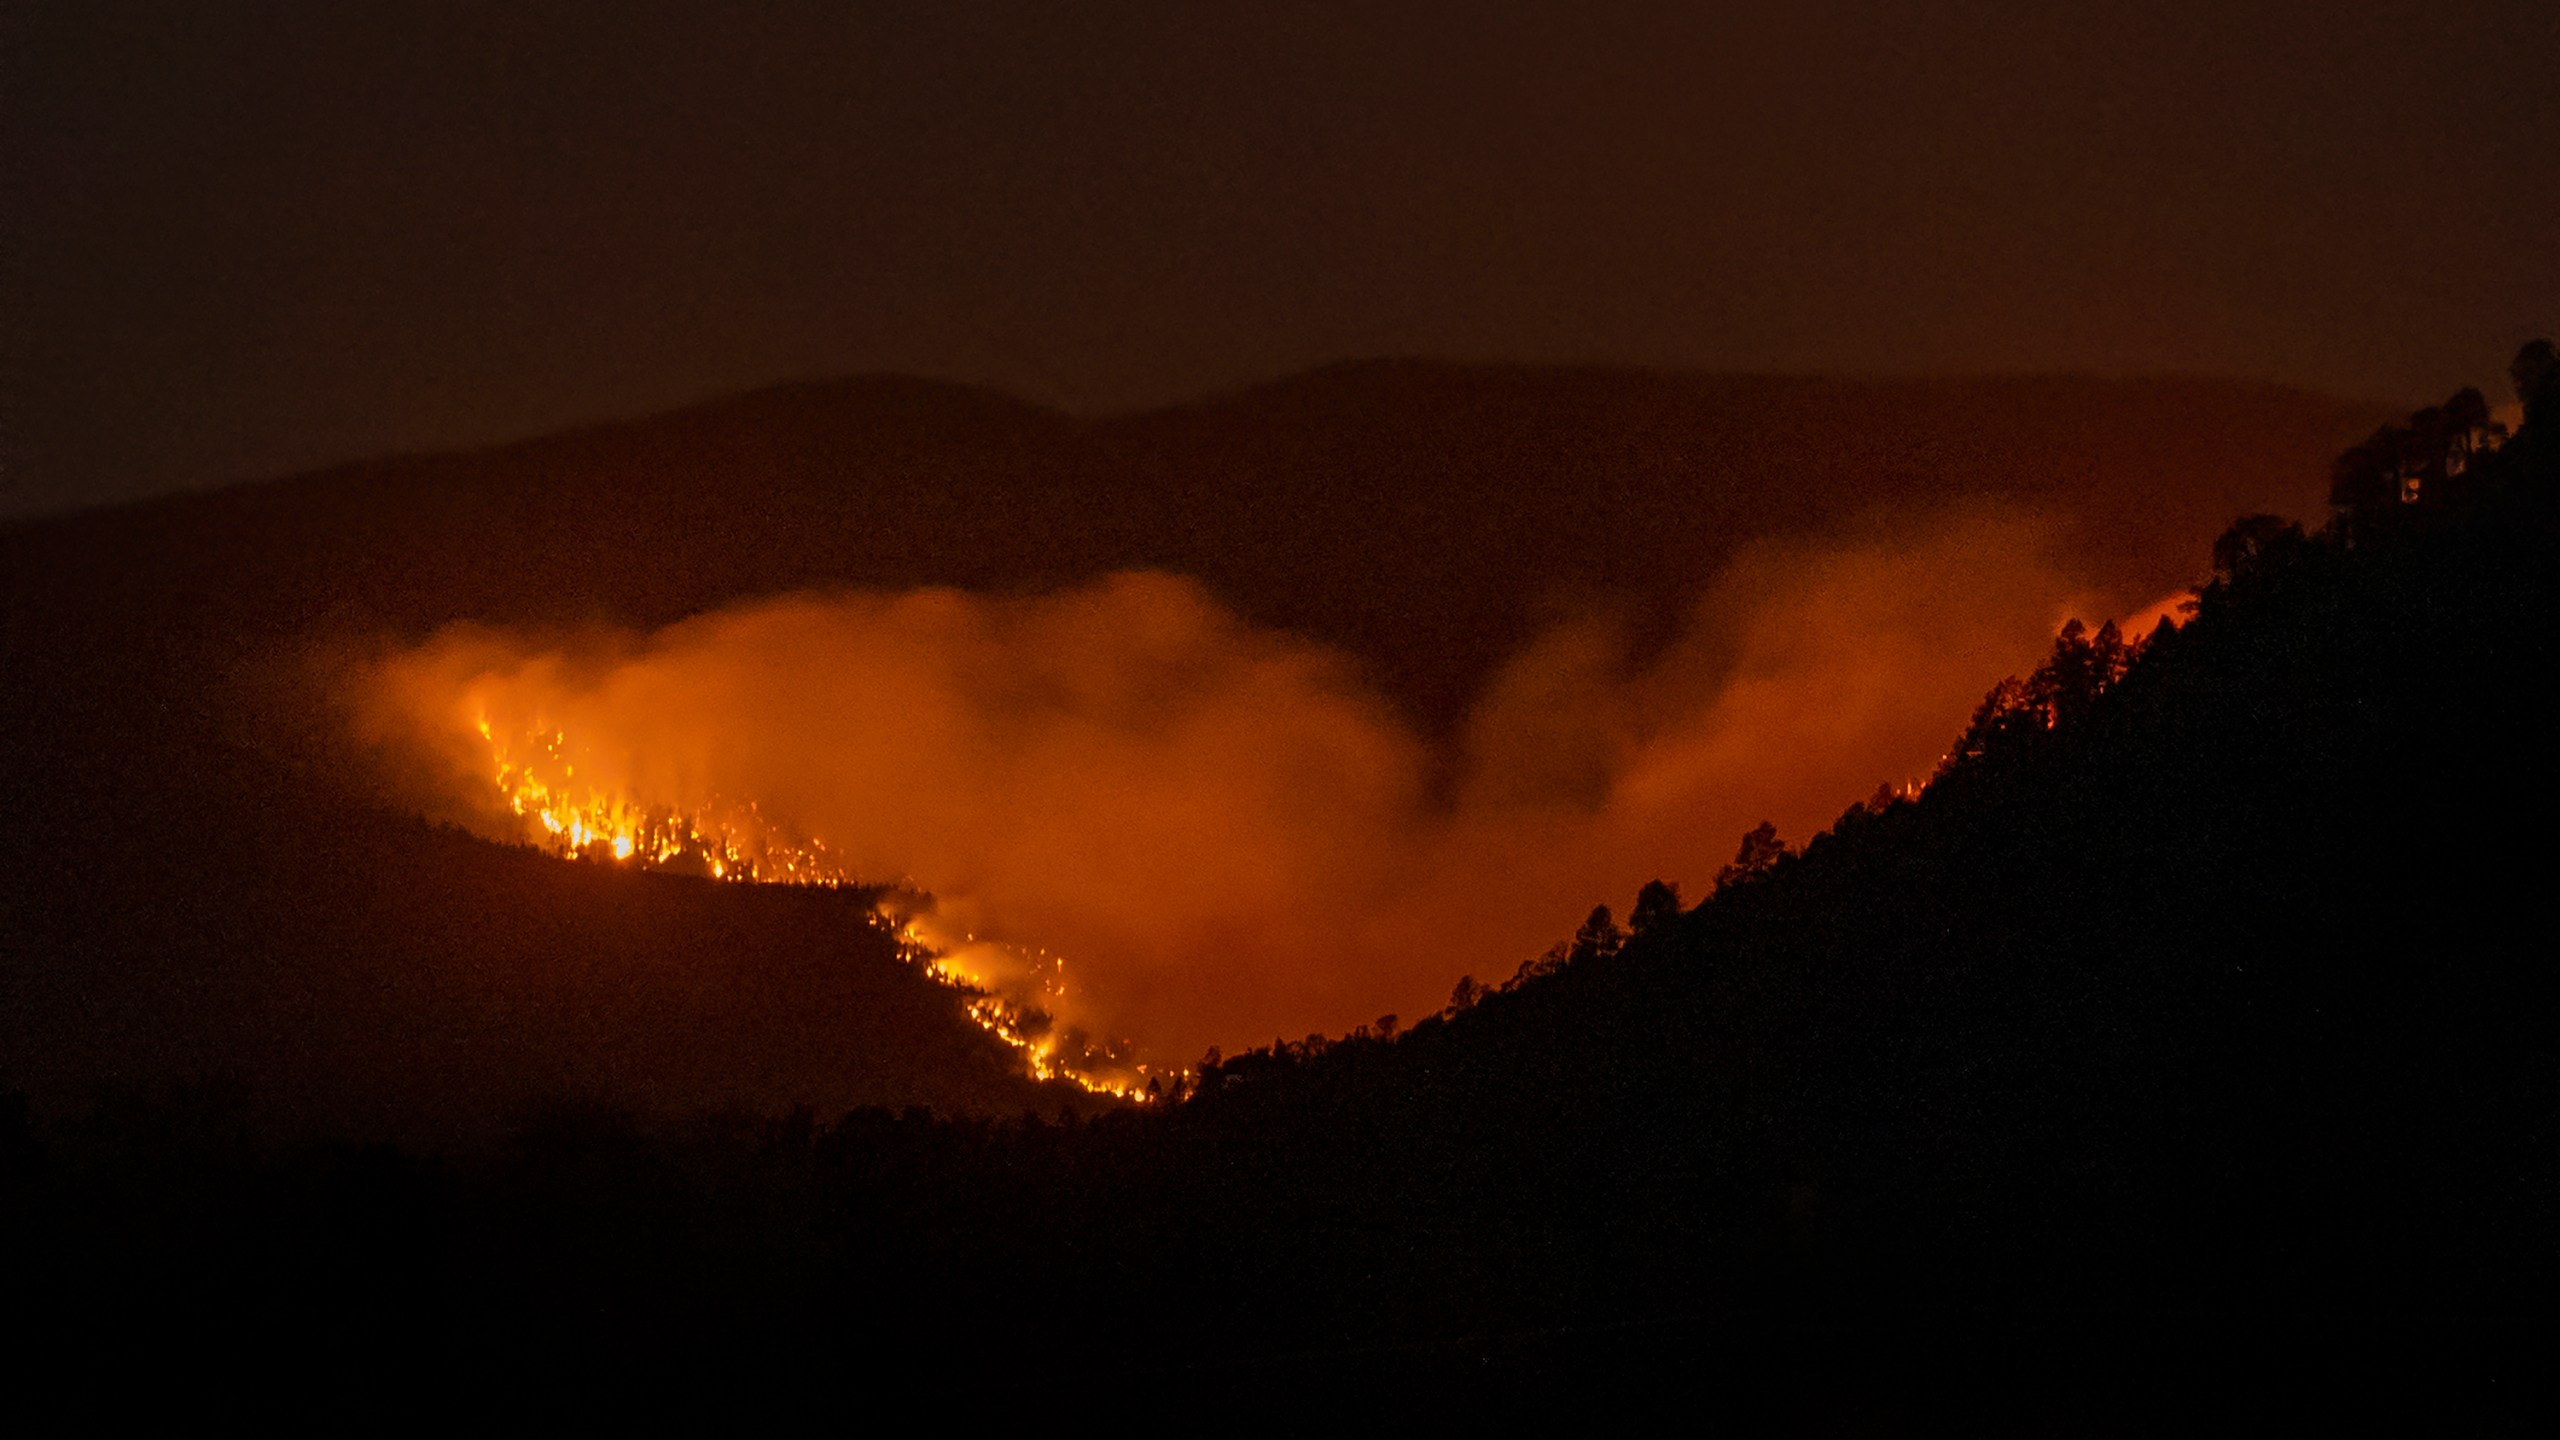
[473,716,1157,1101]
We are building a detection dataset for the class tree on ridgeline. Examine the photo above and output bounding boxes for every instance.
[1942,675,2035,775]
[2403,405,2452,503]
[1508,941,1571,990]
[2328,357,2548,536]
[2509,338,2559,476]
[1569,904,1625,964]
[1936,617,2141,779]
[1713,822,1789,893]
[1445,975,1488,1017]
[2033,618,2133,728]
[2517,339,2558,422]
[2444,386,2496,465]
[2428,387,2498,510]
[2329,427,2402,535]
[1629,879,1683,938]
[2211,514,2308,587]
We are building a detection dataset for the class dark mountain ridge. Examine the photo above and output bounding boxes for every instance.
[1,364,2390,1142]
[5,365,2383,725]
[1077,409,2558,1407]
[6,372,2549,1419]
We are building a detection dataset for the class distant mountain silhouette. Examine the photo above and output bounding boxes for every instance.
[0,364,2388,1138]
[7,364,2382,727]
[7,361,2548,1420]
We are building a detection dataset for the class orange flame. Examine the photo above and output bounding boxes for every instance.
[471,712,1154,1102]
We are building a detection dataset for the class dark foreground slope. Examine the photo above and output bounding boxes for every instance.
[0,716,1073,1138]
[0,369,2381,1136]
[7,406,2548,1421]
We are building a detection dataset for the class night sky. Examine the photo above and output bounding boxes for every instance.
[5,0,2553,517]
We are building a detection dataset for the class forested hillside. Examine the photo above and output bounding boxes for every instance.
[7,376,2547,1419]
[0,368,2380,1134]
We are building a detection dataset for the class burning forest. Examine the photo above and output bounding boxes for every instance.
[357,506,2186,1086]
[464,713,1154,1099]
[7,0,2552,1414]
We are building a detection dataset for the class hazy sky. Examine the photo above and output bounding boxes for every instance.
[5,0,2553,517]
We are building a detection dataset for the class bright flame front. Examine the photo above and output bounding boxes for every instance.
[471,715,1156,1102]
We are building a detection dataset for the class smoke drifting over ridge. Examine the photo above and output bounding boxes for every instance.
[367,503,2166,1064]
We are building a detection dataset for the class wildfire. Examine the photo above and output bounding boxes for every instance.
[471,715,1155,1102]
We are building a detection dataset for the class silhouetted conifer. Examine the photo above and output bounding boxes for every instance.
[1713,822,1788,892]
[1629,879,1683,937]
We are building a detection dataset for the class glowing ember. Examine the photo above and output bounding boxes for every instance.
[471,714,1154,1101]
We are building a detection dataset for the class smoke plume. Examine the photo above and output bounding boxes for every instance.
[364,503,2164,1065]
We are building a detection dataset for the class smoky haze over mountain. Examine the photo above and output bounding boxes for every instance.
[5,0,2552,516]
[370,508,2152,1061]
[3,366,2387,1118]
[5,0,2552,1407]
[5,354,2550,1418]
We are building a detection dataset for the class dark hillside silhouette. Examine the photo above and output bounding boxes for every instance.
[0,366,2384,1135]
[5,351,2548,1418]
[1138,368,2559,1400]
[0,720,1079,1140]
